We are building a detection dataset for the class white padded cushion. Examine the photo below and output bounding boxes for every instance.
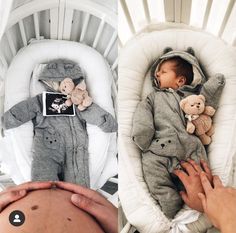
[1,39,117,189]
[119,28,236,232]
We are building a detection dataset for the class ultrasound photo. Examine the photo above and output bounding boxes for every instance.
[43,92,75,116]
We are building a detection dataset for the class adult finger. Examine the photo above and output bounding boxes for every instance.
[200,172,213,194]
[212,175,223,188]
[55,181,108,206]
[181,161,197,176]
[173,170,189,187]
[188,159,202,174]
[198,193,207,212]
[71,194,104,218]
[0,190,27,212]
[200,160,212,177]
[179,191,189,204]
[2,181,53,194]
[71,194,117,233]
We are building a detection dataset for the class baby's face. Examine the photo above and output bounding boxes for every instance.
[155,60,185,90]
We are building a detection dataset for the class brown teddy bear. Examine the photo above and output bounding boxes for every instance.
[71,80,92,111]
[180,94,215,145]
[59,77,92,111]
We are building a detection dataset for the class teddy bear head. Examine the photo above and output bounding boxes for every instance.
[180,94,206,115]
[59,77,75,95]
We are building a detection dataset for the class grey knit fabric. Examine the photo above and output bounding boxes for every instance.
[132,50,225,219]
[3,60,117,187]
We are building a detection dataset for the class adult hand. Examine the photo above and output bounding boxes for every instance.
[173,159,212,212]
[0,181,53,212]
[198,173,236,233]
[55,181,117,233]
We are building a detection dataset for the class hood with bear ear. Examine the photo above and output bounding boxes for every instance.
[150,47,207,94]
[38,59,85,92]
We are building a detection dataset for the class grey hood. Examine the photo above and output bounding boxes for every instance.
[150,48,207,95]
[38,59,85,92]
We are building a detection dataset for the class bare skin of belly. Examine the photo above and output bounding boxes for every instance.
[0,188,105,233]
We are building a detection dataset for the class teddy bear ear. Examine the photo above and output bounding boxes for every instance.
[76,80,86,90]
[179,98,187,109]
[186,47,195,56]
[63,77,73,82]
[163,47,173,54]
[199,94,205,102]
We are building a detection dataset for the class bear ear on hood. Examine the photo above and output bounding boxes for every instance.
[186,47,195,56]
[64,63,75,69]
[163,47,173,55]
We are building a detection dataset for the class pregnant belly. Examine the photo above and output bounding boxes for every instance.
[0,189,104,233]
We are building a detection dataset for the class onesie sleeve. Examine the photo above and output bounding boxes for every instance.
[131,92,155,151]
[200,73,225,109]
[79,103,117,133]
[2,95,41,129]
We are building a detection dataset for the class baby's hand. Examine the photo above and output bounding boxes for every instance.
[174,160,212,212]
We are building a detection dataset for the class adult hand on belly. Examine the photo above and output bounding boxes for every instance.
[55,181,118,233]
[0,181,53,212]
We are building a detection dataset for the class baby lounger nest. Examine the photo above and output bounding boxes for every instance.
[0,39,117,191]
[119,25,236,233]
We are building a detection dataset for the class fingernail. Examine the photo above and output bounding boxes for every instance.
[71,194,80,203]
[201,171,206,176]
[198,193,203,198]
[19,190,26,196]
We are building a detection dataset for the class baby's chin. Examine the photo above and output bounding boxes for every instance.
[159,84,179,90]
[0,189,104,233]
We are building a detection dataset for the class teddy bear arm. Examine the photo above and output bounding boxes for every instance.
[204,106,216,116]
[77,104,86,111]
[82,96,93,107]
[65,99,73,107]
[199,134,211,145]
[187,121,195,134]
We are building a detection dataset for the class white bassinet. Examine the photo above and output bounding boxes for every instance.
[0,0,118,203]
[119,24,236,233]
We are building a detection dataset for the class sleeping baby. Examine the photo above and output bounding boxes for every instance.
[131,48,225,219]
[2,60,117,187]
